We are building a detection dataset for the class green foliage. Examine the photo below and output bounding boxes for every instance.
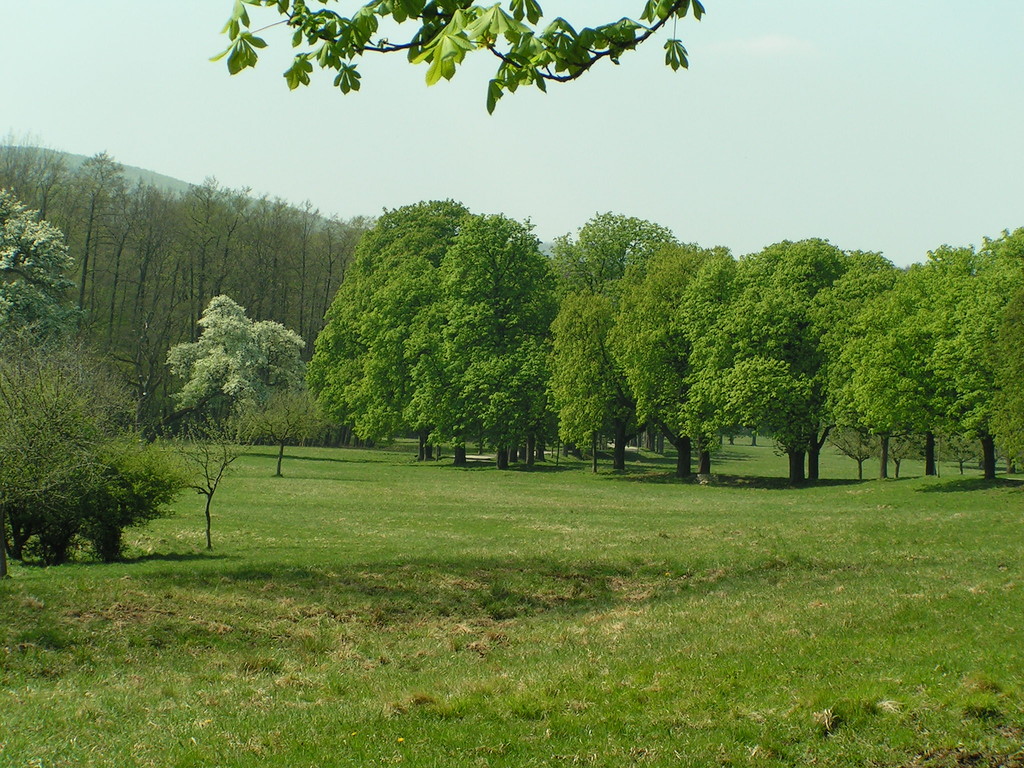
[215,1,706,111]
[438,213,555,452]
[995,309,1024,459]
[549,214,677,469]
[613,244,736,451]
[0,189,77,339]
[168,294,306,419]
[0,342,184,565]
[78,439,188,562]
[308,200,470,443]
[551,212,677,296]
[723,239,846,461]
[549,291,620,447]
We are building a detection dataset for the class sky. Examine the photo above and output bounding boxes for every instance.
[2,1,1023,266]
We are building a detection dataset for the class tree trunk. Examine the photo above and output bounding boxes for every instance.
[856,458,864,481]
[591,434,599,474]
[276,442,286,476]
[673,435,692,478]
[205,495,214,550]
[981,433,997,480]
[418,432,428,462]
[807,445,820,482]
[788,450,805,485]
[496,446,509,470]
[894,458,902,479]
[453,445,467,466]
[526,435,536,466]
[697,448,711,475]
[878,435,889,479]
[924,431,937,476]
[751,431,757,447]
[613,421,627,471]
[807,426,830,483]
[535,439,546,462]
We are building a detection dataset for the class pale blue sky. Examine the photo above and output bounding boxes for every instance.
[2,2,1022,266]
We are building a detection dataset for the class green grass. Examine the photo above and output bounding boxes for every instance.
[2,444,1022,767]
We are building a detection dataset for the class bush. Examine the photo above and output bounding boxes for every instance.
[1,340,185,565]
[79,440,188,562]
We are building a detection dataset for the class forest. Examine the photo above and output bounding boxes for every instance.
[0,143,369,429]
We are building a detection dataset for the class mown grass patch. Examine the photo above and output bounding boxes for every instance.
[1,444,1022,766]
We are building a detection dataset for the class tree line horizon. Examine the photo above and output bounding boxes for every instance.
[2,144,1023,486]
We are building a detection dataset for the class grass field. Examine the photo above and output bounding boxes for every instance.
[2,443,1022,767]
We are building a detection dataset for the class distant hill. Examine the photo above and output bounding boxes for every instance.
[5,146,195,197]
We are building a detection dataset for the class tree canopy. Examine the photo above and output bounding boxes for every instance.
[0,189,77,339]
[216,0,705,111]
[167,295,306,420]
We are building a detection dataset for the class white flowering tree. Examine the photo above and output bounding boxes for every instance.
[167,295,305,421]
[0,189,77,339]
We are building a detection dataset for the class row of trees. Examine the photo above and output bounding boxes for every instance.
[0,142,368,430]
[309,202,1024,484]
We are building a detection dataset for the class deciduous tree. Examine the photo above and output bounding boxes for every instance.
[167,294,305,421]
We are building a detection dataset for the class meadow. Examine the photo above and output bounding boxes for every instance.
[1,443,1022,767]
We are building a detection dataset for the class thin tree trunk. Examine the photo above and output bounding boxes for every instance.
[751,431,757,447]
[878,435,889,480]
[205,495,214,550]
[856,459,864,481]
[591,434,599,474]
[418,432,428,462]
[924,431,937,476]
[276,441,285,477]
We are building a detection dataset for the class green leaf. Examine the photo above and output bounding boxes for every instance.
[284,56,313,89]
[486,79,504,114]
[664,38,688,70]
[333,64,361,93]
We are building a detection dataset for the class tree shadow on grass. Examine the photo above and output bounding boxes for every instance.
[244,450,393,465]
[136,552,838,631]
[127,551,239,564]
[435,461,579,473]
[916,476,1024,494]
[606,471,863,490]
